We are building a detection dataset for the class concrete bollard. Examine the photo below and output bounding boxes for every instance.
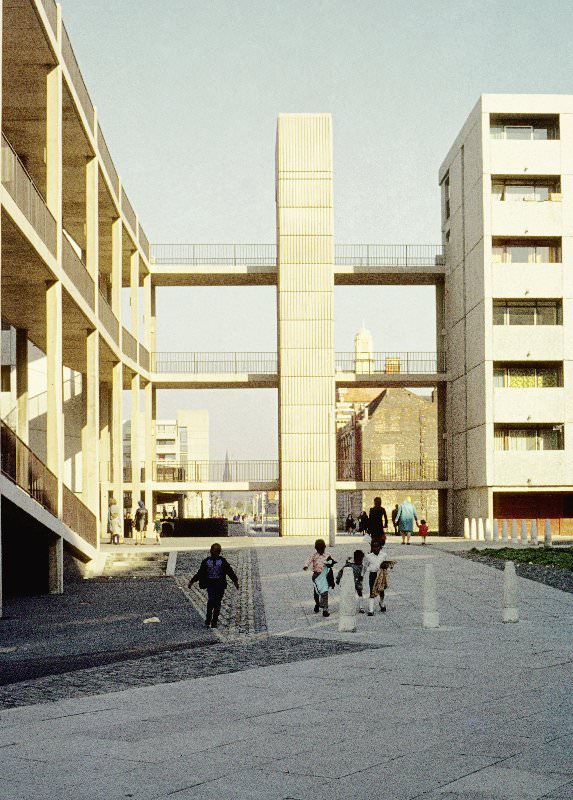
[477,518,485,541]
[485,518,493,542]
[463,518,470,539]
[470,518,477,541]
[511,519,518,546]
[544,519,552,548]
[502,560,519,623]
[493,519,499,542]
[520,519,528,546]
[530,519,538,546]
[338,566,357,632]
[501,519,508,543]
[422,562,439,629]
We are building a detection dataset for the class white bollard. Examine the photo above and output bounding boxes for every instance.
[485,518,493,542]
[530,519,538,546]
[477,518,485,541]
[544,519,552,548]
[511,519,519,546]
[463,518,470,539]
[520,519,528,546]
[338,566,357,632]
[502,560,519,623]
[501,519,508,543]
[470,518,477,541]
[422,562,439,629]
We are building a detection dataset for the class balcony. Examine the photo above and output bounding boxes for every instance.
[494,451,569,486]
[153,352,278,374]
[337,460,447,483]
[61,23,94,132]
[494,388,565,424]
[152,461,279,483]
[1,133,57,256]
[122,327,138,362]
[0,421,97,548]
[492,326,563,361]
[62,235,95,310]
[98,292,119,344]
[336,352,445,375]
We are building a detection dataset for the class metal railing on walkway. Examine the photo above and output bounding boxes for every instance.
[1,133,57,255]
[337,460,447,482]
[152,352,278,374]
[122,327,138,362]
[98,292,119,344]
[61,23,94,132]
[336,352,446,374]
[150,243,445,268]
[62,235,95,310]
[153,461,279,483]
[62,484,97,548]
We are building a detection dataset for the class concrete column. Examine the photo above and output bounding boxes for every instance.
[99,382,111,537]
[130,250,139,337]
[111,361,123,528]
[85,156,99,308]
[15,328,28,444]
[276,113,336,539]
[48,535,64,594]
[46,65,62,256]
[111,218,122,324]
[46,280,64,515]
[144,381,156,517]
[143,273,156,356]
[82,329,100,539]
[131,372,141,509]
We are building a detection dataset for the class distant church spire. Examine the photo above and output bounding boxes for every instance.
[354,325,374,373]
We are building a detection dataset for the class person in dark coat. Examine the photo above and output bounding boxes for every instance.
[368,497,388,543]
[189,543,239,628]
[134,499,148,545]
[358,510,369,533]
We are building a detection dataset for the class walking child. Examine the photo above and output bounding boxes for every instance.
[418,518,429,545]
[336,550,365,612]
[303,539,336,617]
[362,539,389,615]
[189,543,239,628]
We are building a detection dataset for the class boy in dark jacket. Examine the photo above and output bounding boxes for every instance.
[189,543,239,628]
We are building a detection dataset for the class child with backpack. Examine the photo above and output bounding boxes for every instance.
[303,538,336,618]
[189,543,239,628]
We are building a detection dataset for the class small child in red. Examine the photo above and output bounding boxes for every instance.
[418,519,429,545]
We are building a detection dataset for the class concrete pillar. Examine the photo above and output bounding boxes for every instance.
[111,218,122,324]
[15,328,28,444]
[463,518,470,539]
[485,518,492,542]
[46,280,64,516]
[276,114,336,540]
[48,535,63,594]
[544,519,552,547]
[477,518,485,541]
[143,273,156,356]
[511,519,518,546]
[144,381,156,516]
[85,156,99,309]
[493,519,499,541]
[470,518,477,541]
[520,519,528,546]
[131,372,141,511]
[130,251,139,338]
[501,518,508,543]
[530,519,538,546]
[111,360,123,530]
[82,329,100,539]
[46,65,62,256]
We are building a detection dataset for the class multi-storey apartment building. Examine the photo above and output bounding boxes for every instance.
[440,95,573,534]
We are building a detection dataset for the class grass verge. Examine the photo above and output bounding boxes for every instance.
[469,547,573,570]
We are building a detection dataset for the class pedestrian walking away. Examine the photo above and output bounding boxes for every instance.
[362,539,392,615]
[368,497,388,543]
[395,496,418,545]
[336,550,365,612]
[303,538,336,617]
[134,499,148,545]
[391,503,399,535]
[189,543,239,628]
[345,513,357,534]
[418,518,429,545]
[358,510,369,533]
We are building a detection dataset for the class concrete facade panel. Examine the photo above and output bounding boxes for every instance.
[278,291,333,320]
[279,239,333,266]
[463,186,484,255]
[467,424,488,486]
[277,179,332,208]
[280,348,334,377]
[492,325,564,360]
[282,406,333,434]
[278,208,333,235]
[465,242,485,311]
[447,319,466,380]
[491,198,562,237]
[466,364,487,429]
[491,264,564,298]
[450,376,467,434]
[494,451,571,486]
[465,302,486,371]
[488,140,561,176]
[445,264,465,327]
[452,431,468,488]
[493,388,566,423]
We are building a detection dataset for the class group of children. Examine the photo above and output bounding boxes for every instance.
[304,537,396,617]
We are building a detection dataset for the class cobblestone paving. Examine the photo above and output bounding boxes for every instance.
[175,549,267,637]
[0,636,378,710]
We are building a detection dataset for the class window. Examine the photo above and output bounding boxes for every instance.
[491,176,560,202]
[492,238,561,264]
[493,300,562,326]
[156,438,175,447]
[494,425,564,451]
[490,115,559,140]
[493,363,562,388]
[442,173,450,219]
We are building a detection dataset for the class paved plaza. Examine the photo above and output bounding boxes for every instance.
[0,536,571,799]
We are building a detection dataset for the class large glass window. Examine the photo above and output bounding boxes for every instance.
[493,363,562,388]
[493,300,562,326]
[495,425,564,451]
[492,238,561,264]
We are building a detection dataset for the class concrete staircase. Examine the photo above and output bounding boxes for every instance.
[101,552,169,578]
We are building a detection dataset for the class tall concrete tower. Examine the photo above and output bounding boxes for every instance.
[354,324,374,373]
[276,114,336,539]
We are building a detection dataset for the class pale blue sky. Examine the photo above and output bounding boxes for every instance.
[63,0,573,459]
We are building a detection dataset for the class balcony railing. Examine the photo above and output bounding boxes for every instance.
[62,484,97,548]
[39,0,58,36]
[336,352,446,374]
[337,460,447,482]
[1,422,58,516]
[121,187,137,234]
[1,133,57,255]
[150,243,445,268]
[153,461,279,483]
[152,352,278,374]
[61,23,94,132]
[123,462,145,483]
[98,292,119,344]
[122,327,138,361]
[139,344,150,371]
[97,123,119,198]
[62,235,95,310]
